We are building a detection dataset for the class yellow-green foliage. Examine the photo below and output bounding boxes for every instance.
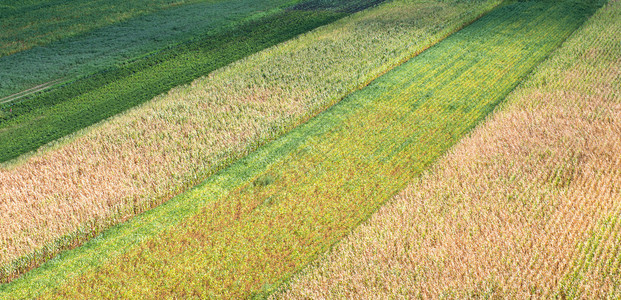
[0,0,501,285]
[279,0,620,298]
[1,0,603,298]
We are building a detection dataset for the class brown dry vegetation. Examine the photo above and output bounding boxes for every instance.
[0,0,500,280]
[277,0,621,298]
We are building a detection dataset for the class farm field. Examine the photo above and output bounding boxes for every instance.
[279,0,621,298]
[0,0,501,285]
[0,0,606,298]
[0,0,208,57]
[0,0,302,99]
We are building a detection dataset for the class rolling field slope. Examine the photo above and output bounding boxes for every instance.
[279,0,620,298]
[0,0,501,284]
[0,0,604,297]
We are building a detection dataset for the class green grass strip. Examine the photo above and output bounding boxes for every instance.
[0,0,604,298]
[0,0,386,163]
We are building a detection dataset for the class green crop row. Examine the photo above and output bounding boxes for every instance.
[560,216,621,298]
[0,0,386,163]
[0,0,603,298]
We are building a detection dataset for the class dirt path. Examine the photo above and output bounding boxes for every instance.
[0,79,65,104]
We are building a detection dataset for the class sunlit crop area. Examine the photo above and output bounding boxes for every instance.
[279,0,620,298]
[1,0,608,298]
[0,0,500,284]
